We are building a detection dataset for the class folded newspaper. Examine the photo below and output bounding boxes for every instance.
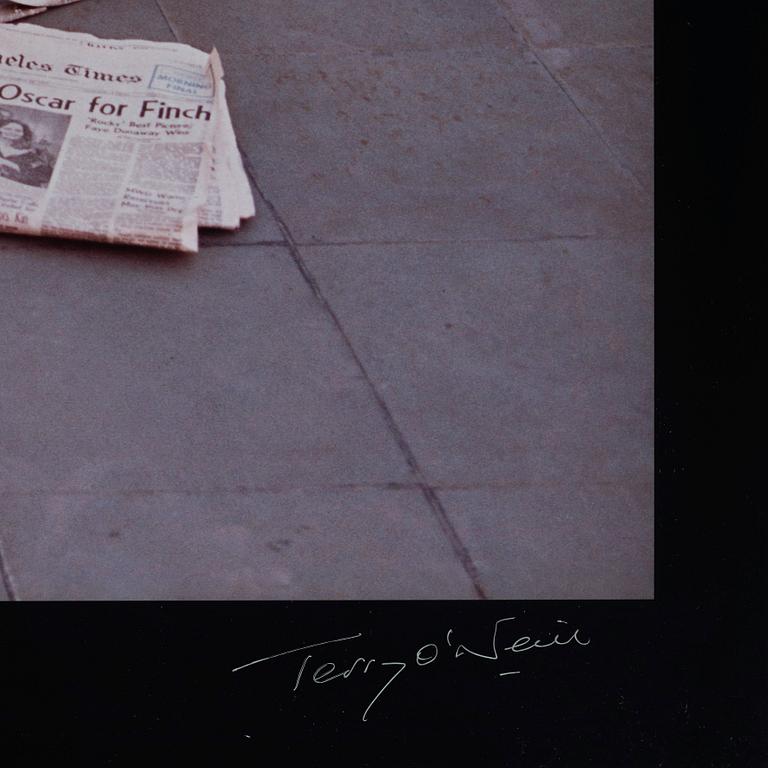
[0,22,254,252]
[1,1,83,25]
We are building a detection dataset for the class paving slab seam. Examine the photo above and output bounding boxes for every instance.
[421,479,653,492]
[0,477,651,498]
[237,150,488,600]
[493,1,647,194]
[0,533,18,600]
[0,483,424,498]
[295,231,653,248]
[199,239,289,249]
[154,0,179,40]
[548,43,653,52]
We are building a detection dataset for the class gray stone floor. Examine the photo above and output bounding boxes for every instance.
[0,0,652,599]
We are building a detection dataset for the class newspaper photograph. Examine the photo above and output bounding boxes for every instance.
[0,21,254,251]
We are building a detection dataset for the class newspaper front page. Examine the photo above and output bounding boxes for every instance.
[0,22,253,251]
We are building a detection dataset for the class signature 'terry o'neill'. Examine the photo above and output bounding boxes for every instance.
[232,616,591,722]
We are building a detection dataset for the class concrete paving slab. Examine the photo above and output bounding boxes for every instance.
[158,0,516,55]
[304,235,652,488]
[539,45,653,190]
[438,483,653,598]
[497,0,653,49]
[0,488,477,599]
[0,242,412,494]
[218,47,649,245]
[28,0,173,41]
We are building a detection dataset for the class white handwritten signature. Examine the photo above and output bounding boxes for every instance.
[232,617,590,722]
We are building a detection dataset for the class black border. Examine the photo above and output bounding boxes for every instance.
[3,3,766,764]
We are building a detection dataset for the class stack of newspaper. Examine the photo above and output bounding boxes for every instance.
[0,21,254,252]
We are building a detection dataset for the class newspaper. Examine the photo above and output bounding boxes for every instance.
[0,4,47,23]
[0,22,254,251]
[0,1,82,23]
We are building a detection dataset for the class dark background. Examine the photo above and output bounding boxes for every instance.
[3,2,766,764]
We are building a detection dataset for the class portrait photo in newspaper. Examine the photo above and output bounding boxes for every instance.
[0,102,69,189]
